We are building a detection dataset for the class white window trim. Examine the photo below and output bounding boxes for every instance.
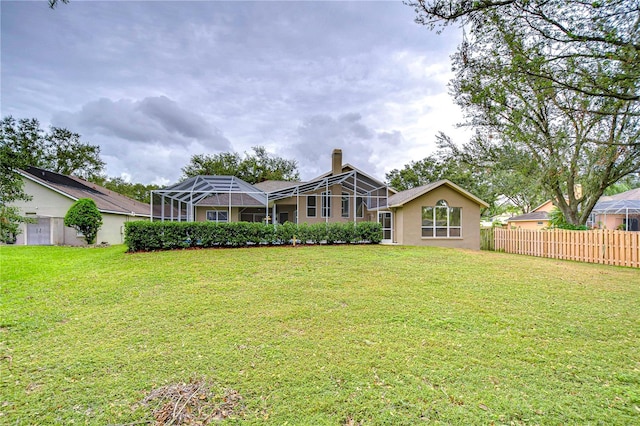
[421,200,462,239]
[307,195,317,218]
[206,210,229,223]
[321,191,332,218]
[356,196,364,219]
[341,192,350,218]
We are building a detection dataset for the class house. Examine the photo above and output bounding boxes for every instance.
[153,149,389,225]
[154,149,489,249]
[506,200,555,229]
[10,166,152,245]
[380,180,489,250]
[590,188,640,231]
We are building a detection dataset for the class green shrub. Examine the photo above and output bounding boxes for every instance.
[64,198,103,244]
[548,207,589,230]
[356,221,383,243]
[125,221,383,252]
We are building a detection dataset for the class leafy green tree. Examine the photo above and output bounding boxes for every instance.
[385,134,548,215]
[181,146,300,184]
[409,0,639,102]
[1,116,105,180]
[64,198,103,245]
[181,152,243,179]
[45,127,104,180]
[386,152,496,205]
[408,0,640,225]
[437,134,547,214]
[547,207,588,231]
[1,117,36,239]
[603,173,640,196]
[90,176,161,204]
[0,206,28,244]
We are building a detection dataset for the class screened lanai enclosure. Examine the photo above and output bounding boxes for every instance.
[590,199,640,231]
[151,170,391,225]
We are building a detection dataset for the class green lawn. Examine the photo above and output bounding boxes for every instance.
[1,244,639,425]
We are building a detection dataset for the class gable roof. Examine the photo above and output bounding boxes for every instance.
[386,180,489,208]
[598,187,640,202]
[19,166,152,217]
[507,211,550,222]
[308,163,396,194]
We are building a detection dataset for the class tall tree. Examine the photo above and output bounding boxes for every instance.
[45,127,104,180]
[181,146,300,184]
[181,152,243,179]
[1,116,105,180]
[409,0,640,225]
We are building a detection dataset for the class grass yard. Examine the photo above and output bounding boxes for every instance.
[1,244,639,425]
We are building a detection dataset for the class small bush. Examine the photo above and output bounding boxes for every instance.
[64,198,103,244]
[125,221,383,252]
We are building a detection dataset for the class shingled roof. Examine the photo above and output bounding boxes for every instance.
[387,180,489,208]
[19,166,152,217]
[507,211,550,222]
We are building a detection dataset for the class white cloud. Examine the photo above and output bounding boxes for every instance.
[1,1,468,185]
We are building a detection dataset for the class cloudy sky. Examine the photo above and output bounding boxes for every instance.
[1,0,468,185]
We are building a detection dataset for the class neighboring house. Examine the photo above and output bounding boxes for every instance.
[10,166,152,246]
[506,200,555,229]
[590,188,640,231]
[154,149,489,249]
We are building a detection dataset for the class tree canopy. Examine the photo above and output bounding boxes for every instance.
[91,176,161,204]
[409,0,640,225]
[385,134,547,215]
[385,149,497,207]
[181,146,300,184]
[1,116,105,181]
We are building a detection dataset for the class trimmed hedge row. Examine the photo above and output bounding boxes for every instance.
[124,221,383,252]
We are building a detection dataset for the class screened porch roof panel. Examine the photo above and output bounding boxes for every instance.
[592,200,640,215]
[267,170,388,201]
[153,175,268,205]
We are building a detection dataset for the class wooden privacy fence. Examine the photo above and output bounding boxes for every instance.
[494,228,640,268]
[480,227,495,251]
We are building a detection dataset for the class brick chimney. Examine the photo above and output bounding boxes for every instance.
[332,149,343,175]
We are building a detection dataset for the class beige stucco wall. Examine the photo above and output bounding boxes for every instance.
[278,190,374,225]
[394,185,483,250]
[12,178,147,246]
[195,206,240,222]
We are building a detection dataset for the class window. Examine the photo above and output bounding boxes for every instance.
[322,191,332,218]
[206,210,228,223]
[356,197,364,218]
[421,200,461,238]
[240,212,265,222]
[307,195,317,217]
[342,192,350,217]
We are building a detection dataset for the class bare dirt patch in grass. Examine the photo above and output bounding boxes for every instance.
[139,378,245,425]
